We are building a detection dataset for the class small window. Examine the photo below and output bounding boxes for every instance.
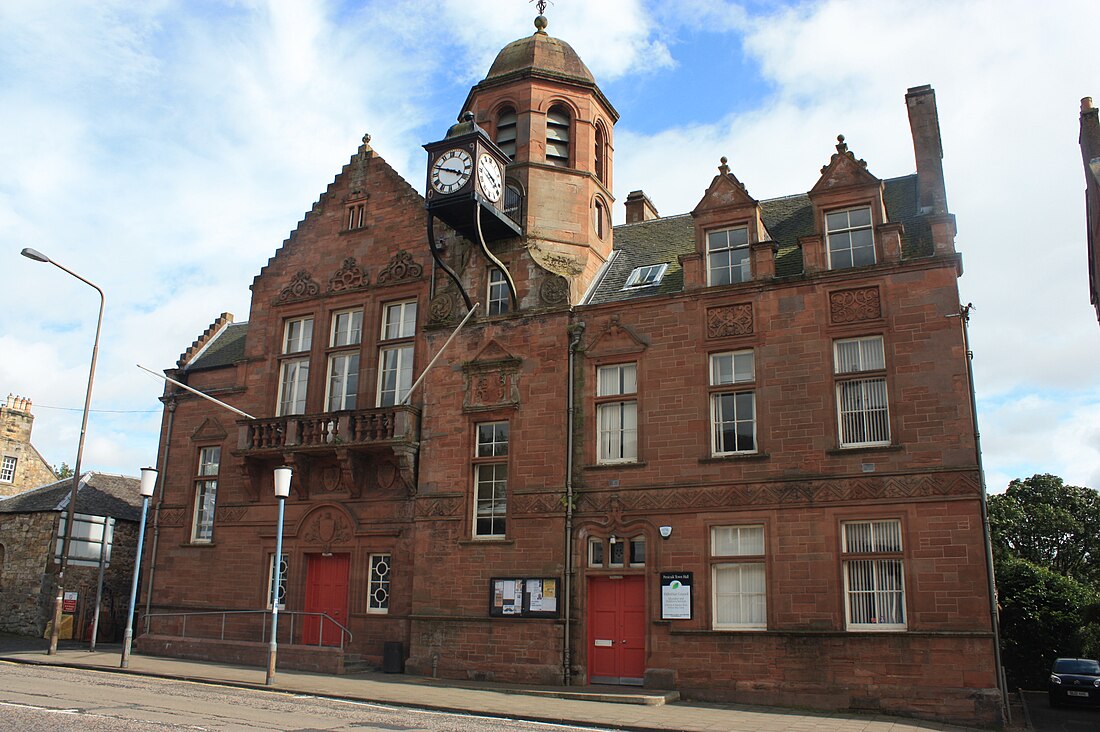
[487,268,510,316]
[346,203,366,231]
[594,122,607,184]
[707,227,751,285]
[546,105,571,167]
[368,553,391,613]
[474,421,509,538]
[826,206,875,269]
[496,107,517,160]
[191,446,220,543]
[609,537,626,567]
[594,198,607,239]
[629,536,646,566]
[588,537,605,567]
[0,456,16,483]
[623,263,668,290]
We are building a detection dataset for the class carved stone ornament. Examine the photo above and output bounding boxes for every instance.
[302,509,353,553]
[329,257,368,292]
[216,505,247,523]
[377,250,423,285]
[540,274,570,306]
[829,287,882,324]
[462,341,522,413]
[707,303,754,339]
[429,292,456,324]
[278,270,321,303]
[159,507,186,527]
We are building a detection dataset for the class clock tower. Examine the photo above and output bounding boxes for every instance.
[458,12,619,304]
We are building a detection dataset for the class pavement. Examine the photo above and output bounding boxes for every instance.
[0,633,1017,732]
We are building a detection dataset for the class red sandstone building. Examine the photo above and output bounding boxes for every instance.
[139,16,1003,726]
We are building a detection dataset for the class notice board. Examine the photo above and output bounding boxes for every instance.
[660,572,693,620]
[489,577,560,618]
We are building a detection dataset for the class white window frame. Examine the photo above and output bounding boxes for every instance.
[331,309,363,347]
[191,446,220,544]
[325,309,362,412]
[367,553,391,613]
[267,552,288,610]
[623,263,669,290]
[377,301,416,407]
[278,357,310,416]
[707,226,751,286]
[0,456,15,483]
[473,421,509,539]
[709,350,757,456]
[487,268,510,316]
[834,336,890,448]
[826,205,875,269]
[842,520,906,631]
[283,316,313,354]
[711,525,766,630]
[588,537,605,567]
[596,363,638,464]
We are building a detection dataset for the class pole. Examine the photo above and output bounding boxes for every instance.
[136,365,256,419]
[266,494,286,685]
[399,303,480,406]
[89,517,110,650]
[121,494,151,668]
[26,252,104,657]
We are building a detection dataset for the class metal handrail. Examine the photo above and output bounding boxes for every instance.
[143,609,352,650]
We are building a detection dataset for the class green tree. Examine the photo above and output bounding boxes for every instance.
[997,555,1100,688]
[53,462,73,479]
[989,474,1100,585]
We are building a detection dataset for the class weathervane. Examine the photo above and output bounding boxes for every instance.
[531,0,551,15]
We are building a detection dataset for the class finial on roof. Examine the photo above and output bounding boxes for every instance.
[719,156,730,175]
[532,0,551,33]
[836,134,848,154]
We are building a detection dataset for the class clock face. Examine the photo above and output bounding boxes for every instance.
[477,154,503,203]
[431,148,473,194]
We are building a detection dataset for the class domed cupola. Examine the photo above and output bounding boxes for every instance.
[459,11,620,304]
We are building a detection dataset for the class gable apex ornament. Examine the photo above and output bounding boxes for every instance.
[821,134,869,175]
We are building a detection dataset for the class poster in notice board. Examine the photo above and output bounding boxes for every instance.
[489,577,560,618]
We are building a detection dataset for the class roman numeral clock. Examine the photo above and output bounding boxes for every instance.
[424,112,521,312]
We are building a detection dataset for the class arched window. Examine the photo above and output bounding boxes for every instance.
[495,107,517,161]
[594,122,607,184]
[546,105,571,167]
[594,198,607,239]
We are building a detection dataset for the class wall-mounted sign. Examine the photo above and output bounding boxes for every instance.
[660,572,693,620]
[489,577,560,618]
[62,591,78,613]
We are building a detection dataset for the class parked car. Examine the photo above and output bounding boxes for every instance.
[1049,657,1100,706]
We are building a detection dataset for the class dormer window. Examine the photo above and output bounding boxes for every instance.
[826,206,875,269]
[623,263,668,290]
[495,107,517,161]
[707,227,750,285]
[546,105,571,167]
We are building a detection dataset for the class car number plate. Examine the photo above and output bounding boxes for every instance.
[1068,690,1089,697]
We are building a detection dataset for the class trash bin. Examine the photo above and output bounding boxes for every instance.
[382,641,404,673]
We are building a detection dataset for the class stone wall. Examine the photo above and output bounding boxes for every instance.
[0,512,55,635]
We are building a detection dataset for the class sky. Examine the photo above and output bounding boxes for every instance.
[1,0,1098,493]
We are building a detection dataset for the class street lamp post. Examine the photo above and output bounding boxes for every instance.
[121,467,158,668]
[21,247,104,656]
[267,465,292,685]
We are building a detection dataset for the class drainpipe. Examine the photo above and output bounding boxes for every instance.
[953,304,1009,724]
[563,318,585,685]
[144,396,176,621]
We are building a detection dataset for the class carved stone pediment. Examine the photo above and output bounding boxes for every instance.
[585,316,649,358]
[462,340,522,413]
[192,417,228,442]
[811,135,881,194]
[377,250,423,285]
[329,257,369,292]
[692,157,758,215]
[277,271,321,303]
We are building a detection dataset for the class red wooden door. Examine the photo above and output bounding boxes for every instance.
[588,575,646,685]
[304,553,350,646]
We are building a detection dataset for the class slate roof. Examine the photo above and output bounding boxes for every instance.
[588,174,931,306]
[0,472,142,522]
[186,321,249,372]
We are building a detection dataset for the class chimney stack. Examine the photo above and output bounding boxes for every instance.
[905,85,949,215]
[624,190,659,224]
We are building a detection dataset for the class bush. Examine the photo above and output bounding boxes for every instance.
[997,555,1100,688]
